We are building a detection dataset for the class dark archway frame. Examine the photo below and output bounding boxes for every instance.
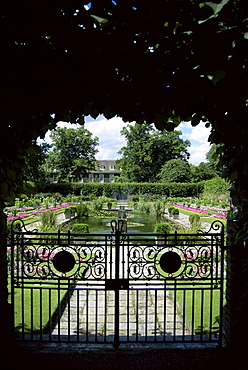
[1,1,248,353]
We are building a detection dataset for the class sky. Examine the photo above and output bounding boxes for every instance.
[39,115,211,166]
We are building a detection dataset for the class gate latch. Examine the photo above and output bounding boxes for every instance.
[105,279,129,290]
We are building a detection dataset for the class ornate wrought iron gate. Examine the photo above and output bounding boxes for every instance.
[9,220,225,347]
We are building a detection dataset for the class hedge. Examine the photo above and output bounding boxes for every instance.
[36,182,204,198]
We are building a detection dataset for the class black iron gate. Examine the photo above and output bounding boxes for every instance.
[9,220,225,347]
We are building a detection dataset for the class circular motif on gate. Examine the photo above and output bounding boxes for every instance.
[53,250,75,273]
[159,251,182,274]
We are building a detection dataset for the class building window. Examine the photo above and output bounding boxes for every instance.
[89,174,93,182]
[100,165,105,170]
[110,164,115,170]
[109,174,115,182]
[99,174,104,183]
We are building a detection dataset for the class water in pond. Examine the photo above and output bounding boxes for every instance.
[63,212,159,234]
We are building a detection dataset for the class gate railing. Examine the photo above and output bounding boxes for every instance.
[9,219,225,347]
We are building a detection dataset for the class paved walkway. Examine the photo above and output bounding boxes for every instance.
[51,285,191,343]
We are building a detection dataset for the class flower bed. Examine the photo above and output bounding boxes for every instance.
[165,203,227,220]
[6,204,78,222]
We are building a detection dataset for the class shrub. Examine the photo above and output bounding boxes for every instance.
[64,206,76,214]
[129,195,139,202]
[107,202,112,209]
[168,206,175,215]
[189,214,201,225]
[40,211,57,230]
[171,208,179,215]
[76,203,89,217]
[153,201,165,218]
[71,223,89,233]
[137,202,151,213]
[36,181,204,198]
[154,223,171,233]
[92,199,103,211]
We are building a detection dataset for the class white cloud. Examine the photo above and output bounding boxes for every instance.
[177,121,211,165]
[84,116,131,159]
[188,141,211,165]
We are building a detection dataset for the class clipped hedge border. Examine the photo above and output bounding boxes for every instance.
[36,182,204,198]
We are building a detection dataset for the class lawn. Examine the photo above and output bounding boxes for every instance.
[10,248,95,336]
[12,279,70,335]
[176,280,225,337]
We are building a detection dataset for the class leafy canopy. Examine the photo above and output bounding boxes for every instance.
[116,122,190,182]
[158,159,192,183]
[1,0,248,197]
[46,127,99,182]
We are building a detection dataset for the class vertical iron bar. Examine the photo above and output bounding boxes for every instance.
[109,235,113,279]
[77,289,79,342]
[209,236,214,342]
[191,289,195,341]
[31,288,33,340]
[209,285,213,342]
[218,226,225,346]
[58,279,60,342]
[154,290,157,342]
[10,229,15,344]
[49,288,51,341]
[200,289,204,341]
[95,290,98,342]
[136,290,139,342]
[182,289,186,342]
[127,289,130,341]
[145,289,148,341]
[164,282,166,342]
[173,281,177,341]
[86,289,89,342]
[21,234,24,340]
[21,283,24,340]
[113,229,120,348]
[68,280,70,342]
[40,288,42,340]
[104,289,107,342]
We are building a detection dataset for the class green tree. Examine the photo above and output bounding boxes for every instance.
[158,159,191,183]
[23,142,51,183]
[205,144,225,175]
[46,127,99,182]
[116,123,190,182]
[190,162,217,182]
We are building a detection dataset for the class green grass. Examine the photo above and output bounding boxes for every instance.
[176,281,225,335]
[12,280,69,334]
[10,250,96,335]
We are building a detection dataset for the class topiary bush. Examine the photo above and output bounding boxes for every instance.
[171,208,179,219]
[168,206,175,215]
[189,214,201,225]
[154,223,171,233]
[71,223,89,233]
[64,206,76,214]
